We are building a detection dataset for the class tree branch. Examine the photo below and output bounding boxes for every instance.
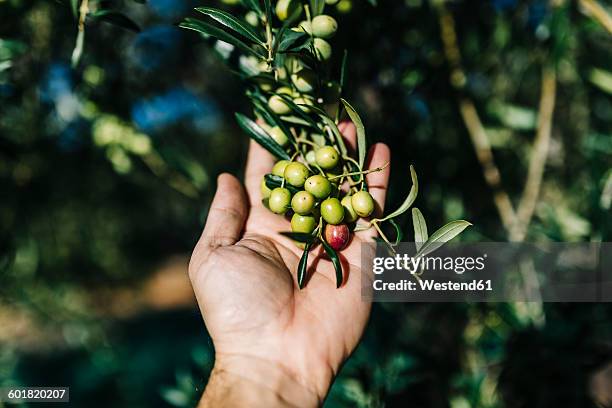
[579,0,612,35]
[510,66,556,241]
[437,4,556,242]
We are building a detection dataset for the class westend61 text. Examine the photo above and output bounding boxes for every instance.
[373,279,493,292]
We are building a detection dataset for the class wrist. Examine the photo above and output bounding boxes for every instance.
[200,353,325,408]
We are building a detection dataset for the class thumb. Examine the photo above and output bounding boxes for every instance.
[200,173,249,248]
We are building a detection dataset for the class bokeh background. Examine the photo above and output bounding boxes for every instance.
[1,0,612,406]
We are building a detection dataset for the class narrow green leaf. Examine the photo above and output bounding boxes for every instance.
[321,240,343,288]
[90,10,141,32]
[340,98,366,169]
[180,18,264,59]
[298,243,311,289]
[278,95,321,130]
[280,115,313,127]
[416,220,471,258]
[241,0,262,14]
[264,174,301,194]
[71,0,79,18]
[309,0,325,16]
[235,113,291,160]
[319,115,347,156]
[280,232,317,243]
[411,208,427,252]
[380,165,418,221]
[263,0,272,28]
[196,7,265,45]
[273,7,304,54]
[340,50,348,90]
[278,31,311,53]
[388,218,404,245]
[251,96,296,147]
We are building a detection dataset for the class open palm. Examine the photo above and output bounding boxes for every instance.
[189,122,390,404]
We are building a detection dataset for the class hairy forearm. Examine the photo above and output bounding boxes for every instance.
[199,355,323,408]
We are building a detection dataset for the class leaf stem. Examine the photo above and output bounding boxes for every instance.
[327,162,389,181]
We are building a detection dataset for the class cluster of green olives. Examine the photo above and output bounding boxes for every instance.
[260,144,375,250]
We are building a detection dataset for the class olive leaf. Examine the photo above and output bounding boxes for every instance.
[298,243,311,289]
[309,0,325,16]
[196,7,265,46]
[321,240,343,288]
[415,220,472,258]
[388,218,404,245]
[264,174,301,194]
[235,113,291,160]
[280,232,317,243]
[241,0,262,14]
[251,97,296,146]
[278,94,321,130]
[273,8,305,54]
[340,50,348,90]
[278,31,312,53]
[340,98,366,169]
[411,207,427,252]
[280,115,313,127]
[263,0,272,27]
[180,18,265,59]
[380,165,418,221]
[319,115,348,156]
[90,10,141,32]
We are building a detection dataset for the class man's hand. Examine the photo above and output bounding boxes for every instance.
[189,122,390,407]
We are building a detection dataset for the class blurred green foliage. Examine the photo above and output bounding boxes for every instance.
[0,0,611,407]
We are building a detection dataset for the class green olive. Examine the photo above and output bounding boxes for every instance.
[291,69,317,93]
[315,146,340,169]
[351,190,375,217]
[261,178,272,199]
[313,38,332,61]
[276,86,294,96]
[325,0,340,4]
[321,197,345,225]
[311,15,338,39]
[297,20,312,34]
[291,213,317,234]
[272,160,290,177]
[337,0,352,13]
[341,195,359,222]
[276,66,288,80]
[291,190,315,215]
[305,150,317,165]
[268,94,291,115]
[283,162,310,187]
[293,96,314,112]
[245,11,259,27]
[275,0,302,21]
[269,187,292,214]
[269,126,290,147]
[304,175,332,199]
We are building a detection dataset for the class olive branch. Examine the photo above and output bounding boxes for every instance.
[180,0,470,288]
